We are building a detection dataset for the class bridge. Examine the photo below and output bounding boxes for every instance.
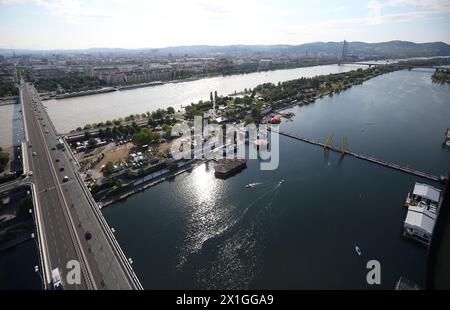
[18,82,142,290]
[343,61,449,71]
[273,129,441,183]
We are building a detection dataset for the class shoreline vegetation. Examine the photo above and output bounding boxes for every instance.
[432,70,450,84]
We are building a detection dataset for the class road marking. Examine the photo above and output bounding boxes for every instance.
[33,90,97,290]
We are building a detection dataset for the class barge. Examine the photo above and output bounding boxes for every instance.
[403,182,442,246]
[214,159,247,179]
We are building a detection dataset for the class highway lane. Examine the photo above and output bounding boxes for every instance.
[22,84,140,290]
[22,85,92,289]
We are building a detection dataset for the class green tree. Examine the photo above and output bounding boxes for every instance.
[87,137,97,149]
[167,162,177,171]
[244,116,254,126]
[251,106,261,119]
[167,106,175,115]
[104,162,115,175]
[161,124,172,139]
[132,129,160,147]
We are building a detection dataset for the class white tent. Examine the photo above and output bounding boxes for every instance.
[413,183,441,203]
[404,205,436,237]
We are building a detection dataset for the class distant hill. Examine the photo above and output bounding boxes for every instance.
[156,41,450,58]
[1,41,450,58]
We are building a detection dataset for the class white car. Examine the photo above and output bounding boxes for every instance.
[28,171,33,176]
[32,152,37,156]
[51,268,63,290]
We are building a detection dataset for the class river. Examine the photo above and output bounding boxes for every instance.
[0,239,42,289]
[43,64,366,133]
[102,69,450,289]
[0,103,23,154]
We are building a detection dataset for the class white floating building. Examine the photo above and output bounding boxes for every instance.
[403,183,442,246]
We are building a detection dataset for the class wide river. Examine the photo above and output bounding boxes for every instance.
[44,64,367,133]
[102,69,450,289]
[0,103,23,153]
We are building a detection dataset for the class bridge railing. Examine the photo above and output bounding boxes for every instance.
[25,182,51,290]
[66,144,143,289]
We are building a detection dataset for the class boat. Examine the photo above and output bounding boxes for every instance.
[282,112,295,118]
[279,180,285,185]
[270,115,282,124]
[245,183,259,188]
[355,246,362,256]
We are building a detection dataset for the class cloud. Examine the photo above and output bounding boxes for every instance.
[0,0,112,22]
[381,0,450,11]
[196,1,230,15]
[367,0,450,24]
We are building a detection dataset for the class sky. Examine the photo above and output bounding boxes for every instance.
[0,0,449,50]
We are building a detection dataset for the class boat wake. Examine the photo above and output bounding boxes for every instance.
[177,181,284,288]
[245,182,262,188]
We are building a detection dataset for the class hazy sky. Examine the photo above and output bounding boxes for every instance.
[0,0,449,50]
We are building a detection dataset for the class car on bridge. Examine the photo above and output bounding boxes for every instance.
[51,268,63,290]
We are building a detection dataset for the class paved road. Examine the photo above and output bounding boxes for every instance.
[21,83,141,290]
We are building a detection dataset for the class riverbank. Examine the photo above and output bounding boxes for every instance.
[99,159,200,208]
[44,62,344,101]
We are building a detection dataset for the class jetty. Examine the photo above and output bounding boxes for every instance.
[214,159,247,179]
[274,129,440,182]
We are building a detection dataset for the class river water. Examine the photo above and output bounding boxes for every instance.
[102,69,450,289]
[0,103,23,153]
[43,64,366,133]
[0,240,42,289]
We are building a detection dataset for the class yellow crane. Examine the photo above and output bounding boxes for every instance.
[324,132,334,149]
[340,136,349,154]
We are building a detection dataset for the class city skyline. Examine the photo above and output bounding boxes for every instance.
[0,0,450,50]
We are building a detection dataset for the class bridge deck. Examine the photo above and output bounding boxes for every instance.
[276,130,440,182]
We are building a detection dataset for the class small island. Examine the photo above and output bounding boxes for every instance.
[432,69,450,84]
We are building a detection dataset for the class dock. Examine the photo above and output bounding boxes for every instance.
[214,159,247,179]
[443,128,450,147]
[274,130,440,182]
